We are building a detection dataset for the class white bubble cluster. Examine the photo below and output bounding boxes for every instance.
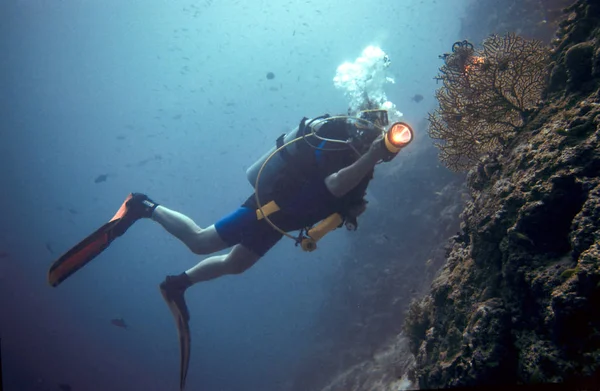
[333,45,403,122]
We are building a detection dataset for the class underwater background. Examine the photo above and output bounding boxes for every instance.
[0,0,572,390]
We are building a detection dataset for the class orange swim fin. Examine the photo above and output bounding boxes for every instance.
[47,193,137,287]
[160,283,191,391]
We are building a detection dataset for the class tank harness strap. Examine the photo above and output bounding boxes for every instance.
[298,117,308,136]
[276,134,291,162]
[276,116,312,163]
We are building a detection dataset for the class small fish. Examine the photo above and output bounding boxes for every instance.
[111,318,128,329]
[67,208,78,215]
[94,174,108,183]
[411,94,424,103]
[136,157,152,167]
[58,384,72,391]
[46,243,54,254]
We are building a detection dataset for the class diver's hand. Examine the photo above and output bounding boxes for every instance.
[365,134,390,163]
[349,202,367,217]
[345,201,367,231]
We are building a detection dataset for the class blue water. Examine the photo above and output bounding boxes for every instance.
[0,1,466,390]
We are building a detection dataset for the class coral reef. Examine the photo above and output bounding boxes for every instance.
[291,2,600,390]
[405,0,600,387]
[428,33,551,172]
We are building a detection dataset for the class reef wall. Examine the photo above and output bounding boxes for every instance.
[289,1,595,390]
[405,0,600,387]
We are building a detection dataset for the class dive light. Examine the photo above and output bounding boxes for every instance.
[382,122,413,161]
[357,110,414,161]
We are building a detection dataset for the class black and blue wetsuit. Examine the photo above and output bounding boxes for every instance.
[215,119,373,256]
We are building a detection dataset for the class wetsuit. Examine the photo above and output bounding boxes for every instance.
[215,119,373,256]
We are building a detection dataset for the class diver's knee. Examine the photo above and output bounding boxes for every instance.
[190,242,210,255]
[188,229,221,255]
[189,236,213,255]
[224,245,261,275]
[228,260,249,275]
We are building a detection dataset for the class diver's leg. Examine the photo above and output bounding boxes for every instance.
[151,206,229,254]
[159,206,281,321]
[184,244,262,283]
[159,245,262,321]
[126,192,229,254]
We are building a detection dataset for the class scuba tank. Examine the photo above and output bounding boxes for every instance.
[245,116,331,192]
[245,125,299,191]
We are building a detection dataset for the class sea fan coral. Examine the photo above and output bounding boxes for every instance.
[428,33,550,172]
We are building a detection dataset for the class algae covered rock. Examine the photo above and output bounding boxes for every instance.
[404,0,600,387]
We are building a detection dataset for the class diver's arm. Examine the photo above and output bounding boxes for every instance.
[325,151,378,198]
[325,135,387,198]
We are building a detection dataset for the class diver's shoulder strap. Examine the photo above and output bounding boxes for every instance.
[275,114,330,162]
[276,133,291,162]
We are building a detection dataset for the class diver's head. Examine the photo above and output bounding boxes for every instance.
[345,109,387,155]
[357,108,389,129]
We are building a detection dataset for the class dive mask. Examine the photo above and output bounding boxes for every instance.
[357,109,389,128]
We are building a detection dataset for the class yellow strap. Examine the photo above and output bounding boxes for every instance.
[256,200,280,220]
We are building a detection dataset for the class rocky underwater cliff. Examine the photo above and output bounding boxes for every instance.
[288,0,600,390]
[405,0,600,387]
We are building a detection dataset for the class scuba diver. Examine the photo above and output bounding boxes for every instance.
[47,108,413,390]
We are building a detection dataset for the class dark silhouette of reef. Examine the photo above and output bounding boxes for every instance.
[460,0,574,45]
[405,0,600,387]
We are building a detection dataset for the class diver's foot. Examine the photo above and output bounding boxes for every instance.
[160,273,192,322]
[126,193,159,220]
[109,193,158,239]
